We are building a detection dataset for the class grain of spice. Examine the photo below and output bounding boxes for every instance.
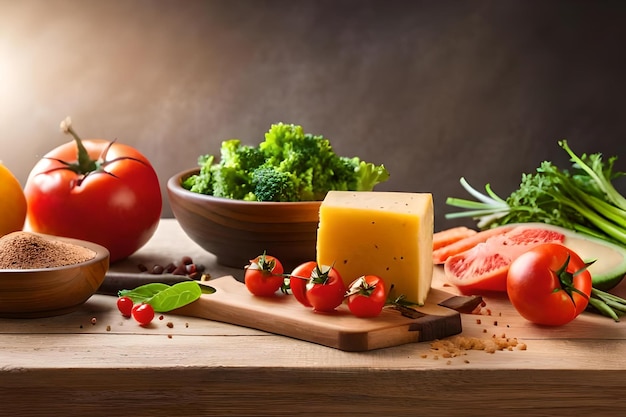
[0,231,96,269]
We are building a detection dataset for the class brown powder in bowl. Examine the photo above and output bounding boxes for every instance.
[0,231,96,269]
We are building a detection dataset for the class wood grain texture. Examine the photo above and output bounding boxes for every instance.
[3,220,626,416]
[172,275,461,351]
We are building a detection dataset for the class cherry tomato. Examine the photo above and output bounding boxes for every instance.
[131,303,155,326]
[290,262,345,312]
[244,253,285,296]
[346,275,387,318]
[289,261,316,307]
[444,226,565,294]
[24,118,162,262]
[0,163,27,237]
[507,243,592,326]
[116,296,134,318]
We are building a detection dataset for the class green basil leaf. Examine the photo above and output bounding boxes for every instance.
[146,281,203,312]
[118,283,171,303]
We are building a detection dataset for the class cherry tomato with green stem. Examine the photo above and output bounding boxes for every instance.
[290,261,345,312]
[244,253,285,297]
[346,275,387,318]
[507,243,592,326]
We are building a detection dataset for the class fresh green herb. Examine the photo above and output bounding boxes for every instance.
[445,140,626,321]
[118,283,170,300]
[588,286,626,322]
[182,123,390,202]
[445,140,626,247]
[118,281,213,312]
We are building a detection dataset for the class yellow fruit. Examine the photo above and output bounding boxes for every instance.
[0,162,27,237]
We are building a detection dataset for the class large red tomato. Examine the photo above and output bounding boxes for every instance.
[507,243,592,326]
[444,226,564,294]
[24,118,162,262]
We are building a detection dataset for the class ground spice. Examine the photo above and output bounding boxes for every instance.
[0,231,96,269]
[429,334,527,358]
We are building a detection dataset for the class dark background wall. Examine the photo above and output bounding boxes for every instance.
[1,0,625,231]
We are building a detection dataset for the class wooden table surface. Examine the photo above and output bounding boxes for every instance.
[2,219,626,416]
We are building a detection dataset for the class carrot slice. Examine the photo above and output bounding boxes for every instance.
[432,225,516,264]
[433,226,478,251]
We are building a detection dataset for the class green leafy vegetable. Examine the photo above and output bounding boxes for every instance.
[182,123,390,202]
[445,140,626,247]
[119,283,170,300]
[118,281,212,312]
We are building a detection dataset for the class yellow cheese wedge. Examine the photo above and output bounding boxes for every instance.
[316,191,434,305]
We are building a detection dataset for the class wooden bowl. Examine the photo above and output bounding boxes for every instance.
[167,168,321,270]
[0,234,110,318]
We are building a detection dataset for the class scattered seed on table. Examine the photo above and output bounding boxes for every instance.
[151,264,165,274]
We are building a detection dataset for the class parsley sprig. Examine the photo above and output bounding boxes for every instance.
[445,140,626,247]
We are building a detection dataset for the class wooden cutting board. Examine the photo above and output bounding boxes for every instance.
[172,275,464,351]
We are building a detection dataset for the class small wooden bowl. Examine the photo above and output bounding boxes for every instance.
[167,168,321,271]
[0,234,110,318]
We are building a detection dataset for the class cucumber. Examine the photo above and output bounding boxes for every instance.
[515,223,626,291]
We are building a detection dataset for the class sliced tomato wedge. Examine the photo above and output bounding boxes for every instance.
[443,225,565,294]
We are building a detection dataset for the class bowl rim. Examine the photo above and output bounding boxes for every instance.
[0,233,110,274]
[167,168,323,207]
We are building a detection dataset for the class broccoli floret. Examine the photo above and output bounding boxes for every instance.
[208,139,265,198]
[220,139,265,172]
[260,123,306,164]
[251,166,299,202]
[183,122,390,202]
[182,154,215,194]
[352,158,391,191]
[261,123,360,200]
[211,165,251,200]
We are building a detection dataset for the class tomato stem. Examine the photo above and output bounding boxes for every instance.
[345,276,377,297]
[251,251,277,275]
[554,255,592,303]
[64,118,99,173]
[39,117,148,187]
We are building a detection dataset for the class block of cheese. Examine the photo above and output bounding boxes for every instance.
[316,191,434,305]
